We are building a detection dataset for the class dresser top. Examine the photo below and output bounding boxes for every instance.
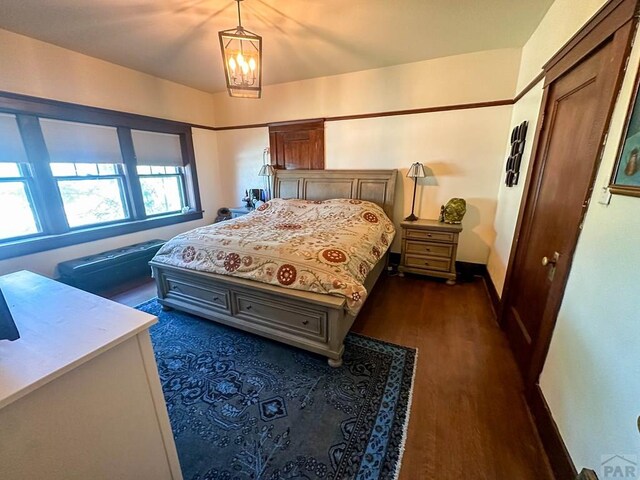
[0,271,157,410]
[400,218,463,232]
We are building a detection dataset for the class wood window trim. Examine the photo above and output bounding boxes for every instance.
[0,92,203,260]
[0,211,203,260]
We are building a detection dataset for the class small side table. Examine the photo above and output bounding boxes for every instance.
[398,219,463,285]
[229,206,252,218]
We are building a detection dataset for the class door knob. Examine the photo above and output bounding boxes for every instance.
[541,252,561,281]
[541,251,560,267]
[541,256,554,266]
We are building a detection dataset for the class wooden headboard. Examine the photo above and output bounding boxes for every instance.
[273,169,398,220]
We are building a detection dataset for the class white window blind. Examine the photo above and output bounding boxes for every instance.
[0,113,28,163]
[131,130,183,167]
[40,118,123,164]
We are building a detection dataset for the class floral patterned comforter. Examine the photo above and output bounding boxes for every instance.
[152,198,395,314]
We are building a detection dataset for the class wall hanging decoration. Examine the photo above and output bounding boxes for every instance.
[505,121,528,187]
[610,69,640,197]
[219,0,262,99]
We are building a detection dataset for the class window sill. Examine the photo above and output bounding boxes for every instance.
[0,211,203,260]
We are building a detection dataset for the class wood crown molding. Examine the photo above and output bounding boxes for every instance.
[214,99,514,131]
[513,71,546,104]
[0,76,541,134]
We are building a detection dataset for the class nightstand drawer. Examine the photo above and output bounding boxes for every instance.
[404,254,451,272]
[405,240,453,258]
[404,229,455,243]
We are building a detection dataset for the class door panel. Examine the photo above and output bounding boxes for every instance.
[269,121,325,170]
[502,25,633,383]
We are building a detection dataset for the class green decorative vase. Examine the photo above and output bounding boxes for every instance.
[443,198,466,224]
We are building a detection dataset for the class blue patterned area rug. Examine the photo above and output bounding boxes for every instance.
[138,299,417,480]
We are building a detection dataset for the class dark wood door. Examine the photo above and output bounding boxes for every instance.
[269,120,324,170]
[501,16,634,386]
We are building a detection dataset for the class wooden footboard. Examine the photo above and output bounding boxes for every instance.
[149,254,386,367]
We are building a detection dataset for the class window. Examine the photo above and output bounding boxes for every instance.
[0,113,40,241]
[51,162,129,227]
[0,93,202,259]
[41,119,129,228]
[0,162,40,240]
[132,130,186,216]
[137,166,185,216]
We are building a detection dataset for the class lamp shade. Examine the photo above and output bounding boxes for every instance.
[258,164,275,177]
[407,162,427,178]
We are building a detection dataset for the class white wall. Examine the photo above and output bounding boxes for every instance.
[487,0,609,294]
[486,83,544,293]
[213,49,520,264]
[215,128,270,208]
[0,29,221,277]
[325,109,511,262]
[0,28,216,126]
[213,49,520,127]
[485,0,640,472]
[516,0,610,91]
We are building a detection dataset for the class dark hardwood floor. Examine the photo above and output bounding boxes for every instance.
[109,273,554,480]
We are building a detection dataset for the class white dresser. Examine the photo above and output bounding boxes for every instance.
[0,271,182,480]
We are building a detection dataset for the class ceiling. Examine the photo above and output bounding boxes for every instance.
[0,0,554,94]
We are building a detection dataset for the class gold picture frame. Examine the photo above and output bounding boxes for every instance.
[610,66,640,197]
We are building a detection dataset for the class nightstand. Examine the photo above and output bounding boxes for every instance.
[229,206,252,218]
[398,219,463,285]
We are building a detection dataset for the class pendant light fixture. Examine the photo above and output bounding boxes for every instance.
[219,0,262,99]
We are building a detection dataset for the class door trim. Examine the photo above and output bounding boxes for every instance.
[498,3,638,478]
[544,0,640,84]
[499,0,639,388]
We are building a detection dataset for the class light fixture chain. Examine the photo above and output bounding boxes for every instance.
[236,0,243,28]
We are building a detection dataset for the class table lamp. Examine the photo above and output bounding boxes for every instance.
[405,162,427,221]
[258,147,276,200]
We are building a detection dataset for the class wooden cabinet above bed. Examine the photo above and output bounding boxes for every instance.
[269,120,324,170]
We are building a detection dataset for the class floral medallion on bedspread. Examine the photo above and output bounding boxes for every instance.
[152,199,396,314]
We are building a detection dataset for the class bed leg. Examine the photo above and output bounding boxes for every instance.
[327,356,343,368]
[161,304,173,312]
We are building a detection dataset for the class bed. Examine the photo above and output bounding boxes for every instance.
[149,169,397,366]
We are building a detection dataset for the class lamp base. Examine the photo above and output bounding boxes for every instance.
[404,213,419,222]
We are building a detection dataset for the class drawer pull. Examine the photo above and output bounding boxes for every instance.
[246,304,252,310]
[171,284,181,291]
[426,233,432,237]
[302,320,309,325]
[212,296,219,302]
[424,262,430,266]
